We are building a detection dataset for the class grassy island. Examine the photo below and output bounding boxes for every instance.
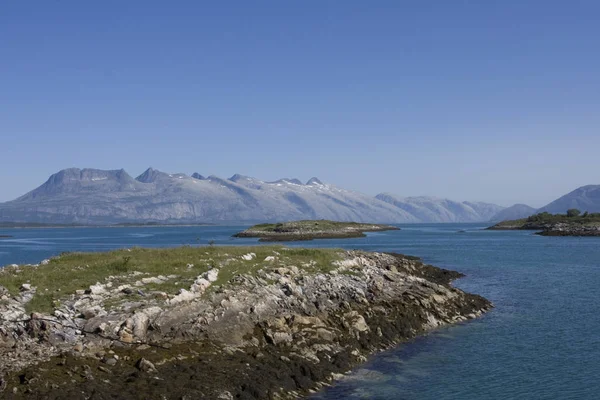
[233,219,399,241]
[488,210,600,236]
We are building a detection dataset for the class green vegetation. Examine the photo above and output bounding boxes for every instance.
[490,210,600,231]
[0,246,343,314]
[525,210,600,224]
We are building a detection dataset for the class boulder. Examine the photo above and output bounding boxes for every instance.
[20,284,32,292]
[87,283,107,295]
[136,358,157,373]
[241,253,256,261]
[191,278,211,294]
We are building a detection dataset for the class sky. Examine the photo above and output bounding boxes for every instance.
[1,1,599,207]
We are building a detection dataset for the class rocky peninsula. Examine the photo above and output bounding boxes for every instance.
[488,211,600,236]
[0,246,491,399]
[233,220,400,241]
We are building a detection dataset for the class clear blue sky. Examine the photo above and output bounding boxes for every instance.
[1,1,599,207]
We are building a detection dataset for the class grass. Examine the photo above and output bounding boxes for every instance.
[495,211,600,228]
[0,246,344,314]
[245,220,392,233]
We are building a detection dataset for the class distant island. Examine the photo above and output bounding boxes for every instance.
[233,220,399,241]
[488,209,600,236]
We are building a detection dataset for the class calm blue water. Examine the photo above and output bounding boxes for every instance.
[1,224,599,399]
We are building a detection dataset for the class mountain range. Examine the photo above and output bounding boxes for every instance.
[488,204,537,222]
[537,185,600,214]
[0,168,597,224]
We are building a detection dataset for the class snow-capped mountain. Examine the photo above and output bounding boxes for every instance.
[0,168,508,224]
[0,168,416,224]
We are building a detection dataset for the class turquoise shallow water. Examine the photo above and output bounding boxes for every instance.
[1,224,599,399]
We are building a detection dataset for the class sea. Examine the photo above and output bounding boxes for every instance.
[1,224,598,400]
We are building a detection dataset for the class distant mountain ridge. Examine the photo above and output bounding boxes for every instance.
[375,194,504,223]
[489,204,537,222]
[537,185,600,214]
[487,185,600,222]
[0,167,508,224]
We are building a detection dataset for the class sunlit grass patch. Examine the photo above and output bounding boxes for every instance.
[0,245,345,314]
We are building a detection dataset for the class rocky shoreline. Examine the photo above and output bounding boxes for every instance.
[0,247,491,399]
[536,224,600,236]
[233,220,400,242]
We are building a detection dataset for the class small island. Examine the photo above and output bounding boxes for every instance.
[233,219,400,241]
[0,235,12,238]
[488,209,600,236]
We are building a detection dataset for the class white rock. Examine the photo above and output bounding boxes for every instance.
[131,313,149,340]
[81,306,105,319]
[352,315,369,332]
[141,277,163,285]
[191,278,211,293]
[88,283,107,295]
[334,258,360,269]
[40,259,50,265]
[203,269,219,282]
[168,289,197,305]
[136,358,157,373]
[264,256,276,262]
[20,283,32,291]
[241,253,256,261]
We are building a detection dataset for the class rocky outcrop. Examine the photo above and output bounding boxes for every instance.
[0,250,491,399]
[536,223,600,236]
